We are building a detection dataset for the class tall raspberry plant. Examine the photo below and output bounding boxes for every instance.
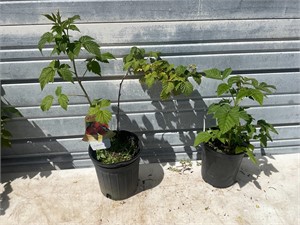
[38,11,115,124]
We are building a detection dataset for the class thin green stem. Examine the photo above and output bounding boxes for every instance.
[71,60,92,106]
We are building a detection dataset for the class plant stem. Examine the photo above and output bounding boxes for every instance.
[117,71,130,131]
[71,60,92,106]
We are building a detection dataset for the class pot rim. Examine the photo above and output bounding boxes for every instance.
[203,142,245,157]
[88,130,141,169]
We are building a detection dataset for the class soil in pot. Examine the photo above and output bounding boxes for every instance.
[89,130,141,200]
[201,143,244,188]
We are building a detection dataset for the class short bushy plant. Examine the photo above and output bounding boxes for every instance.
[194,68,278,163]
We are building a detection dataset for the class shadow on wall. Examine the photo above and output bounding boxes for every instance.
[112,82,214,166]
[1,87,76,216]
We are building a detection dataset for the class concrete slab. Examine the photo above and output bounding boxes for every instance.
[1,153,299,225]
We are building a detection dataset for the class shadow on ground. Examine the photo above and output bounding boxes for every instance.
[237,154,279,189]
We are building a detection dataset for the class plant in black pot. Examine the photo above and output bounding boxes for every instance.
[37,11,141,200]
[194,68,278,188]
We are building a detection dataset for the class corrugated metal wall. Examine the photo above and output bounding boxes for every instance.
[1,0,300,173]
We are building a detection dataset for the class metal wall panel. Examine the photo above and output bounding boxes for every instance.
[1,0,299,173]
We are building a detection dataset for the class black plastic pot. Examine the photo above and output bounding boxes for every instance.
[88,130,141,200]
[201,143,244,188]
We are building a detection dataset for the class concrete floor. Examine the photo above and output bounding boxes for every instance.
[1,153,299,225]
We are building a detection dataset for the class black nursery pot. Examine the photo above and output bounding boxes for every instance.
[88,130,141,200]
[201,143,244,188]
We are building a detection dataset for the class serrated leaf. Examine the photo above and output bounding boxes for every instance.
[39,67,56,90]
[55,86,62,96]
[162,82,175,94]
[93,110,112,124]
[175,65,187,75]
[38,32,54,52]
[204,68,222,80]
[87,60,101,75]
[217,83,230,96]
[58,94,69,110]
[238,109,251,122]
[180,81,194,96]
[58,67,74,82]
[98,99,111,108]
[222,68,232,79]
[194,132,213,146]
[41,95,54,111]
[83,41,100,56]
[249,89,264,105]
[160,91,171,100]
[145,74,156,88]
[49,60,60,69]
[215,105,240,134]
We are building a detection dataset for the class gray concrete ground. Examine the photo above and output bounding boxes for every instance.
[1,153,299,225]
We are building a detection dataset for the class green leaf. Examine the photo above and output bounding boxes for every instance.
[237,88,264,105]
[38,32,54,52]
[55,86,62,96]
[98,99,111,108]
[88,109,112,124]
[39,67,56,90]
[68,15,81,23]
[83,40,101,56]
[79,35,94,43]
[175,65,187,75]
[41,95,54,111]
[192,74,202,85]
[238,109,251,122]
[43,14,56,22]
[87,60,101,75]
[49,60,60,69]
[97,52,116,63]
[180,81,194,96]
[148,51,161,58]
[162,82,175,94]
[215,105,240,134]
[228,76,242,86]
[58,67,74,82]
[204,68,223,80]
[79,36,100,56]
[245,145,256,164]
[222,68,232,79]
[258,120,278,134]
[58,94,69,110]
[67,42,81,59]
[144,74,156,88]
[217,83,230,96]
[68,24,80,32]
[235,146,246,154]
[194,132,213,146]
